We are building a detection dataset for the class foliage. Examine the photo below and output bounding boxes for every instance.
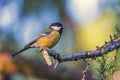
[96,27,120,80]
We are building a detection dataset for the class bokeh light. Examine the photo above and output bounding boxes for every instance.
[0,0,120,80]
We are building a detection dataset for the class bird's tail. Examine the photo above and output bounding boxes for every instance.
[12,46,30,57]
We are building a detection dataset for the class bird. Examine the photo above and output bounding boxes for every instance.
[12,22,63,66]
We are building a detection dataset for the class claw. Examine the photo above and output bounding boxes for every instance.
[53,59,59,69]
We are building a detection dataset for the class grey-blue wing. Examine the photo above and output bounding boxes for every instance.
[24,28,53,48]
[24,34,47,48]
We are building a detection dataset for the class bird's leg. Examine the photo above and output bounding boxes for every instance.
[50,50,60,69]
[40,48,52,66]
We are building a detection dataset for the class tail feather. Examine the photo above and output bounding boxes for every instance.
[12,46,30,57]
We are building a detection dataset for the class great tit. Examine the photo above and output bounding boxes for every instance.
[12,22,63,66]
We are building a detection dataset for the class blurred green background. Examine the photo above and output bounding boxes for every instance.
[0,0,120,80]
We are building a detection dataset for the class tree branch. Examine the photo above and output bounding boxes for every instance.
[44,35,120,63]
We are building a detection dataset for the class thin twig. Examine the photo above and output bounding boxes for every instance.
[81,58,92,80]
[113,49,117,62]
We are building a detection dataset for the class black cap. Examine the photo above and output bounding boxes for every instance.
[50,22,63,27]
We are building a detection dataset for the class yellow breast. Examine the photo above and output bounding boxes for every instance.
[36,30,60,48]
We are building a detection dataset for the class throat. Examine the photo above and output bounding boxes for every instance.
[58,28,63,36]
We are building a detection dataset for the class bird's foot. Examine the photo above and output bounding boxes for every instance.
[53,59,59,69]
[40,48,52,66]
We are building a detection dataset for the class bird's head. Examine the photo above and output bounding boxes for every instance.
[49,22,63,31]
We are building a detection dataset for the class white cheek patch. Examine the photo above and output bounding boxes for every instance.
[51,26,61,30]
